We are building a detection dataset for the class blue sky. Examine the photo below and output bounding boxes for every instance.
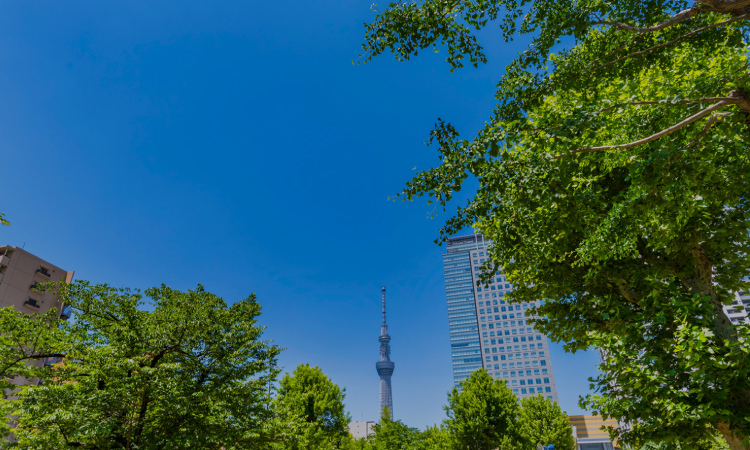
[0,0,600,428]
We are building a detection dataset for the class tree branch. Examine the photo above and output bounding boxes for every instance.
[686,112,731,147]
[697,0,750,14]
[593,6,703,33]
[598,97,735,114]
[0,353,67,376]
[551,101,730,159]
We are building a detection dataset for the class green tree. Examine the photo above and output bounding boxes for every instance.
[1,281,281,450]
[418,424,451,450]
[276,363,351,450]
[444,369,519,450]
[639,433,730,450]
[367,407,421,450]
[0,213,8,227]
[516,395,575,450]
[361,0,750,448]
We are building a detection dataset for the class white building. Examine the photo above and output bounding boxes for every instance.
[348,421,376,440]
[725,289,750,325]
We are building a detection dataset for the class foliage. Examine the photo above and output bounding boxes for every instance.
[361,0,750,447]
[1,281,281,450]
[365,407,422,450]
[444,369,519,450]
[276,363,351,450]
[0,213,8,227]
[348,412,448,450]
[417,424,451,450]
[516,395,575,450]
[639,433,730,450]
[0,306,67,442]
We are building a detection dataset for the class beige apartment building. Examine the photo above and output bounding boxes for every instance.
[569,415,619,450]
[0,245,74,318]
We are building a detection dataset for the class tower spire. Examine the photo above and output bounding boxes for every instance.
[382,286,386,325]
[376,286,395,420]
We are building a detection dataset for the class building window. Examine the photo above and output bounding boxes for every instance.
[545,387,551,393]
[24,299,40,309]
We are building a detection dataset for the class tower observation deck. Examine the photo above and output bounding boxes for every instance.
[376,286,394,419]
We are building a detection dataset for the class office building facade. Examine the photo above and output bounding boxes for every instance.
[726,285,750,325]
[443,234,559,401]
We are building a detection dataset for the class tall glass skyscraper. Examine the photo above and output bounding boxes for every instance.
[443,234,559,402]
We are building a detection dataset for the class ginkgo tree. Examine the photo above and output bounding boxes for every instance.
[362,0,750,448]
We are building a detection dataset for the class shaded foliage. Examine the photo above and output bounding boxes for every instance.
[362,0,750,447]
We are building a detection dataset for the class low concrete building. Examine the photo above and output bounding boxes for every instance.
[569,415,619,450]
[348,421,376,440]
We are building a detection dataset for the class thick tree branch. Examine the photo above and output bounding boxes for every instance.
[698,0,750,14]
[552,101,730,159]
[594,6,703,33]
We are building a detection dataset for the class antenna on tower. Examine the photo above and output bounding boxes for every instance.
[381,286,386,325]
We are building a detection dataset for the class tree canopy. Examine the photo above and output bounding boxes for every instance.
[516,395,575,450]
[276,363,351,450]
[444,369,520,450]
[362,0,750,448]
[1,281,281,450]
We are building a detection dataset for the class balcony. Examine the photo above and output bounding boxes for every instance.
[23,299,40,310]
[36,268,51,278]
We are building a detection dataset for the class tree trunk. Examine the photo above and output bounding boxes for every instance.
[717,422,749,450]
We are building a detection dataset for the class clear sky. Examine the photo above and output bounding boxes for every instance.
[0,0,601,428]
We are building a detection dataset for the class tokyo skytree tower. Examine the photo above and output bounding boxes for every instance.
[375,286,395,420]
